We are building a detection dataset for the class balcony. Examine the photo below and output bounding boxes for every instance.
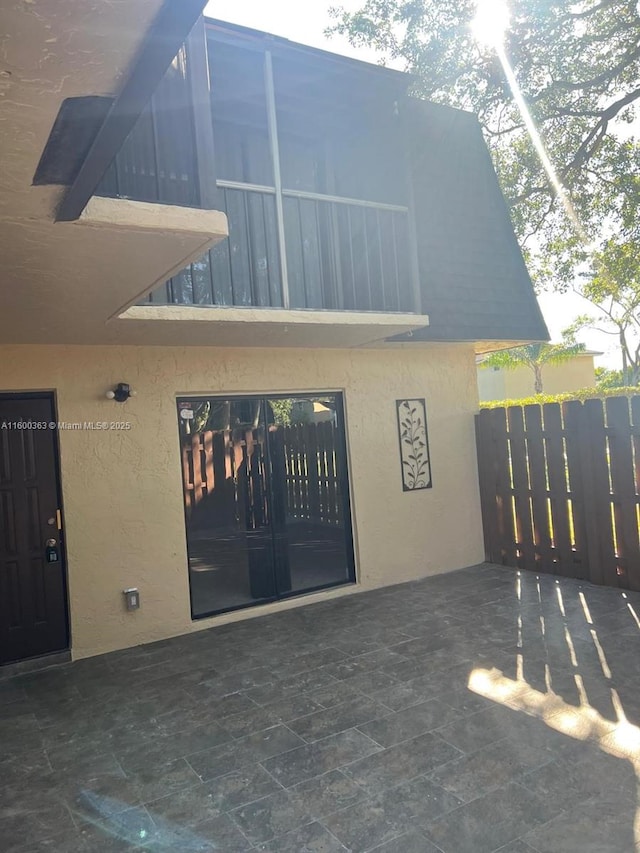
[97,21,429,345]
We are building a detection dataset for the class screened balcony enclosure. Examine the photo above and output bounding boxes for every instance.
[97,21,421,315]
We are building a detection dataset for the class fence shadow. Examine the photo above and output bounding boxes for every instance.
[468,569,640,846]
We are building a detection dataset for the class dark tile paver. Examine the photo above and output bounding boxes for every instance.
[522,800,637,852]
[186,813,253,851]
[291,769,367,817]
[288,696,387,742]
[186,724,304,781]
[341,732,462,796]
[320,796,409,852]
[493,841,539,853]
[422,780,562,853]
[3,562,640,853]
[230,788,312,845]
[262,729,382,787]
[357,698,460,747]
[255,820,348,852]
[368,829,442,852]
[430,737,550,803]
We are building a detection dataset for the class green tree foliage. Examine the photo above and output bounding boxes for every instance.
[595,366,626,389]
[270,398,294,425]
[564,240,640,384]
[481,384,640,408]
[329,1,640,284]
[480,340,586,393]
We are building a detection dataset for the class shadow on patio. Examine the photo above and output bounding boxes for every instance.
[1,563,639,852]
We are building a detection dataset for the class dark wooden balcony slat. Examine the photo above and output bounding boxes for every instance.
[247,192,273,307]
[210,237,234,306]
[283,197,306,310]
[171,266,194,305]
[336,206,355,311]
[366,207,384,311]
[379,210,399,312]
[299,198,323,310]
[192,256,214,305]
[226,189,253,307]
[350,206,370,311]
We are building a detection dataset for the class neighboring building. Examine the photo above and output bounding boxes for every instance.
[477,351,599,401]
[0,5,548,666]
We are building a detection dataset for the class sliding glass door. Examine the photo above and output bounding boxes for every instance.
[177,393,354,618]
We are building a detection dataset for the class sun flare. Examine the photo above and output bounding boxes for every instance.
[471,0,510,48]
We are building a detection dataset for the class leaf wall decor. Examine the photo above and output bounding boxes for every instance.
[396,398,432,491]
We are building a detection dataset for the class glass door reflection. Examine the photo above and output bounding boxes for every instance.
[267,395,354,596]
[179,398,276,618]
[178,393,354,619]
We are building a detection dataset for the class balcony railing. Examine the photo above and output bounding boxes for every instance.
[144,181,416,313]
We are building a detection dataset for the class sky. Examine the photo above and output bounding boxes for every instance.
[204,0,631,369]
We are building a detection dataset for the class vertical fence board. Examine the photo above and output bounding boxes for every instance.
[475,409,501,563]
[191,434,204,505]
[318,422,330,523]
[182,438,193,513]
[489,407,517,566]
[523,404,553,573]
[300,424,310,520]
[606,397,640,590]
[543,404,575,578]
[562,401,589,579]
[203,432,214,494]
[584,399,619,587]
[507,407,535,572]
[306,423,321,522]
[631,398,640,497]
[325,421,338,525]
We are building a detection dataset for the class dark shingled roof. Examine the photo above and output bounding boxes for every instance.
[394,98,549,345]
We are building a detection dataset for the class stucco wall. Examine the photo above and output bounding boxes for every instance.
[0,344,484,659]
[478,355,597,401]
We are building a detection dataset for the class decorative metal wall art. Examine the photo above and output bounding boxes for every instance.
[396,398,432,491]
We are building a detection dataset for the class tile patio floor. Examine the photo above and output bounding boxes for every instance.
[2,563,640,852]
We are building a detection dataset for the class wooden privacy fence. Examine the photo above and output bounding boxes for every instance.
[182,422,341,529]
[281,422,341,526]
[475,395,640,591]
[182,427,268,530]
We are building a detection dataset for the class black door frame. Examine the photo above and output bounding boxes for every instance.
[0,391,71,664]
[177,391,356,620]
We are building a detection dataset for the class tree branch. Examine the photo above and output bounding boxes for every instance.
[561,87,640,178]
[560,0,616,21]
[550,44,640,93]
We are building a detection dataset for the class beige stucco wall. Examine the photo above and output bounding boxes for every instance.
[478,355,597,401]
[0,343,483,659]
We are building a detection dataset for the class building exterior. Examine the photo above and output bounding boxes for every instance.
[0,6,548,667]
[477,351,599,402]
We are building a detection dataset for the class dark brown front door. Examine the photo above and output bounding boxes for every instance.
[0,395,68,665]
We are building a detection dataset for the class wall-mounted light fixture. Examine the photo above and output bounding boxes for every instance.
[106,382,136,403]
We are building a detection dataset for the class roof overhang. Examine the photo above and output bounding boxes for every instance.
[0,0,228,346]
